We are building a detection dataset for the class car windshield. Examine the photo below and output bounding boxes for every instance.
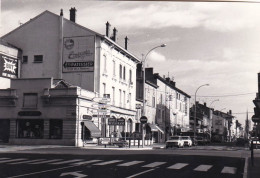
[181,136,189,139]
[170,137,179,140]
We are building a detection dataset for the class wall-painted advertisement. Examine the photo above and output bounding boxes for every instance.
[0,54,18,79]
[63,36,95,72]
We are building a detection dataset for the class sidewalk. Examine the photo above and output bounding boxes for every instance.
[247,157,260,178]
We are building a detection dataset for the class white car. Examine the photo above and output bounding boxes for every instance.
[166,136,184,148]
[181,136,193,147]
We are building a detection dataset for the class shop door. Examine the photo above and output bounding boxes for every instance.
[0,120,10,143]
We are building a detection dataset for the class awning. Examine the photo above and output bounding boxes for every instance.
[148,123,164,134]
[83,121,101,138]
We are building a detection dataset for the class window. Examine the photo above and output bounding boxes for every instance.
[123,91,126,107]
[123,66,126,80]
[112,87,115,105]
[22,56,28,63]
[103,55,107,73]
[34,55,43,63]
[23,93,38,108]
[119,89,122,107]
[113,60,116,76]
[129,93,131,109]
[49,119,63,139]
[17,119,44,139]
[160,94,163,104]
[119,64,122,79]
[103,83,106,95]
[129,70,132,84]
[152,96,155,108]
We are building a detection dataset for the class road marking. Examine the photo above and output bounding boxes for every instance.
[8,159,46,165]
[194,165,212,172]
[0,158,27,163]
[126,168,156,178]
[60,171,87,178]
[29,159,63,164]
[167,163,188,169]
[49,159,83,165]
[93,160,123,165]
[142,162,166,168]
[0,158,9,161]
[243,157,248,178]
[221,166,237,174]
[71,160,102,166]
[117,161,144,167]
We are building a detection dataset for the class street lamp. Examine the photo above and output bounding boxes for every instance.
[194,84,209,138]
[209,99,219,108]
[142,44,166,147]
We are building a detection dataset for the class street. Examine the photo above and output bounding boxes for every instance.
[0,147,246,178]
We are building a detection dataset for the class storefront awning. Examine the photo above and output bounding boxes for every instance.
[83,121,101,138]
[148,123,164,134]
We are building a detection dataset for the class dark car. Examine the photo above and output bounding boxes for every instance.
[197,136,207,145]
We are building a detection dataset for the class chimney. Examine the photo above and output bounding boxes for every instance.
[111,27,117,42]
[125,36,128,50]
[229,110,232,115]
[170,81,175,87]
[165,77,170,83]
[105,21,111,37]
[204,102,207,107]
[60,9,63,16]
[70,7,76,22]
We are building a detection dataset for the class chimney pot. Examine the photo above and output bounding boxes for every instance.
[60,9,63,16]
[105,21,111,37]
[125,36,128,50]
[70,7,77,22]
[111,27,117,42]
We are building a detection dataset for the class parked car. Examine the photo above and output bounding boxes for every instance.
[249,137,260,149]
[180,136,192,147]
[166,136,184,148]
[197,136,207,145]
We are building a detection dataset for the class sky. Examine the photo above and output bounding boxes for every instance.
[1,0,260,127]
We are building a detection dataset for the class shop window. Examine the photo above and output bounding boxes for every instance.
[17,119,44,139]
[49,119,63,139]
[23,93,38,108]
[34,55,43,63]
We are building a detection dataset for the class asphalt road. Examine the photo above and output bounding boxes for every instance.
[0,150,245,178]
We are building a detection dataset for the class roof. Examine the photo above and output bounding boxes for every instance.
[1,10,140,64]
[154,73,191,98]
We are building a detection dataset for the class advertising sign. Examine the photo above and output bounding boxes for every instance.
[117,118,125,126]
[63,36,95,72]
[108,118,117,125]
[0,54,18,79]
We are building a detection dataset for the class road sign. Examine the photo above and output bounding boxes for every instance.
[140,116,148,124]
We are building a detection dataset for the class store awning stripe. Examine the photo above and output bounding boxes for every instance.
[83,121,101,138]
[155,125,164,134]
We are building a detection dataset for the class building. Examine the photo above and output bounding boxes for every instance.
[1,8,140,145]
[252,73,260,138]
[136,66,190,142]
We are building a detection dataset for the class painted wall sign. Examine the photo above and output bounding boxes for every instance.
[0,54,18,79]
[63,36,95,72]
[18,111,42,116]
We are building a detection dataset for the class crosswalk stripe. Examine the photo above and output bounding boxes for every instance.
[194,165,212,172]
[93,160,123,165]
[71,160,102,166]
[0,158,9,161]
[0,158,27,164]
[167,163,188,169]
[9,159,46,165]
[221,167,237,174]
[29,159,63,164]
[49,159,83,165]
[117,161,144,167]
[142,162,166,168]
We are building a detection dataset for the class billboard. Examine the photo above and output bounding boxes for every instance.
[63,36,95,72]
[0,54,18,79]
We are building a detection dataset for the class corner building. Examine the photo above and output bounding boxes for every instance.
[1,9,139,146]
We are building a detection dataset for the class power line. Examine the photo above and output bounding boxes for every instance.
[232,112,254,115]
[193,92,255,98]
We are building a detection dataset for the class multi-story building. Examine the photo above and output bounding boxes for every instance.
[136,66,190,142]
[1,8,140,145]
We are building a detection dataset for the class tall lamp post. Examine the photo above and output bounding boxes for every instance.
[194,84,209,138]
[142,44,166,147]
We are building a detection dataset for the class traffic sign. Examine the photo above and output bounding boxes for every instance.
[140,116,148,123]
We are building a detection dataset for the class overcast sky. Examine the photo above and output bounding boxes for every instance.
[1,0,260,127]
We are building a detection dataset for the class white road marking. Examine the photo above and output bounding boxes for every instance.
[167,163,188,169]
[8,159,46,165]
[0,158,27,164]
[117,161,144,167]
[71,160,102,166]
[126,168,156,178]
[49,159,83,165]
[0,158,9,161]
[243,157,248,178]
[142,162,166,168]
[93,160,123,165]
[194,165,212,172]
[29,159,63,164]
[221,166,237,174]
